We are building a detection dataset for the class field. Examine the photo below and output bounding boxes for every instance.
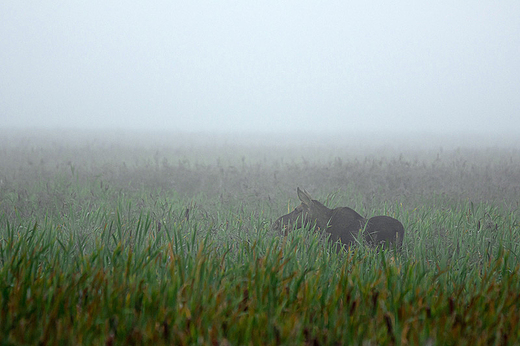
[1,130,520,345]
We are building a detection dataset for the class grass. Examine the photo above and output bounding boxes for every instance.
[1,130,520,345]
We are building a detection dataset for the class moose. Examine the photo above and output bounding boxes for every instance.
[272,188,404,250]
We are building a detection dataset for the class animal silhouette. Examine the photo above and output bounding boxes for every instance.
[272,188,404,249]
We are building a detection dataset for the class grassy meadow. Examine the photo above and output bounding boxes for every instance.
[1,130,520,345]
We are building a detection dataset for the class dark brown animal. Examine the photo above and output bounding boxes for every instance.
[272,188,404,249]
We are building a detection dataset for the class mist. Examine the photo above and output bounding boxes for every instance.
[1,1,519,138]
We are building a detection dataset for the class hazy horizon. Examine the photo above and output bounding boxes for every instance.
[2,128,519,153]
[1,1,519,136]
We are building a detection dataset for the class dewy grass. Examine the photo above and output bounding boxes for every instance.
[1,213,520,344]
[1,132,520,344]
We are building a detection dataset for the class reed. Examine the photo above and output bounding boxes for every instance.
[1,132,519,344]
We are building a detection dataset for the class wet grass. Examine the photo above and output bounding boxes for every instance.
[1,131,520,345]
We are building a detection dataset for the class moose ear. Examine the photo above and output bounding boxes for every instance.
[297,187,313,206]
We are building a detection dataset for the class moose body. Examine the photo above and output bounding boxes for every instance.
[272,188,404,249]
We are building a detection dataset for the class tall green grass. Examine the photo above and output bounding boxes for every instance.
[1,132,519,344]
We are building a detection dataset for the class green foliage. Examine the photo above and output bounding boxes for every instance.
[1,133,520,345]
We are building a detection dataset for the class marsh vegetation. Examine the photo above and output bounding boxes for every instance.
[1,130,519,345]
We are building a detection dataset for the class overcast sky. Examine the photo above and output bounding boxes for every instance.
[1,1,519,135]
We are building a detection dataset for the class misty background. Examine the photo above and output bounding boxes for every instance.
[1,1,519,138]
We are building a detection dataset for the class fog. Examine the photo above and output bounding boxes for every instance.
[1,1,519,139]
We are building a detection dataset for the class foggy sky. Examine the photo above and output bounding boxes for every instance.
[1,1,519,135]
